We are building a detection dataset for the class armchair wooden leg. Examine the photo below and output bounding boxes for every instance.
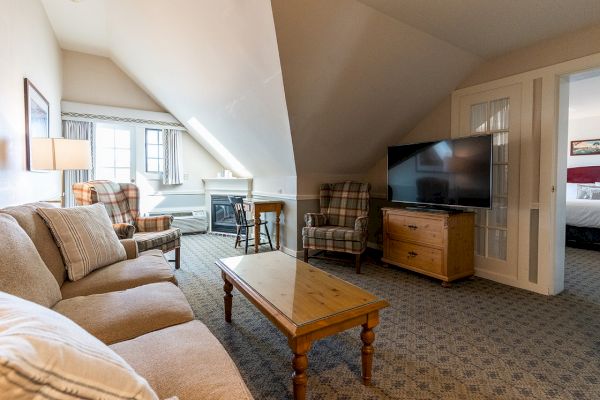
[175,247,181,269]
[355,253,361,274]
[304,248,308,262]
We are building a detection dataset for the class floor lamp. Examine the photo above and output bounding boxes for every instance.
[31,138,91,207]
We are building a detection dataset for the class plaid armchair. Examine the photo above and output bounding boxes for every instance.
[302,181,370,273]
[72,180,181,269]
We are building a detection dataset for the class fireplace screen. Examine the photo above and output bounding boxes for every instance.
[211,195,239,233]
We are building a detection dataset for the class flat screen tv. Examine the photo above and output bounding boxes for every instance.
[387,135,493,209]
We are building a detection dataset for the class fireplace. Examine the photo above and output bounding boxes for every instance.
[211,195,239,233]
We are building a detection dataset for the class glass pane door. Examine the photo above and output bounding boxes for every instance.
[470,98,509,261]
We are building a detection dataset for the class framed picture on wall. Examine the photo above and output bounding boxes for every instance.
[24,78,50,171]
[571,139,600,156]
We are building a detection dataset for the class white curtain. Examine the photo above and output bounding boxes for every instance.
[162,129,183,185]
[63,120,95,207]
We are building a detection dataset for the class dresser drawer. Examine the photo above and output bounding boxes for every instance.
[386,240,443,275]
[386,213,444,246]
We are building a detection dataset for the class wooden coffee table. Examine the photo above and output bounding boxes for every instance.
[216,251,389,400]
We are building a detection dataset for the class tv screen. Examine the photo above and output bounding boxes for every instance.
[387,135,492,209]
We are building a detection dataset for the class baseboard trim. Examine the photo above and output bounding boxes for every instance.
[281,246,303,258]
[474,268,550,295]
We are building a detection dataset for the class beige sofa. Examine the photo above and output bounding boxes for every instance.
[0,203,253,400]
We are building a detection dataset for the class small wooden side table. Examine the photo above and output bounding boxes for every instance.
[243,198,284,253]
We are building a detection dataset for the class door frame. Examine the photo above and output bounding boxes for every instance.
[452,51,600,295]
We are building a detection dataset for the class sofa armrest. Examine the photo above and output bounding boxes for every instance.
[119,239,138,260]
[304,212,327,227]
[113,223,135,239]
[354,215,368,233]
[136,215,173,232]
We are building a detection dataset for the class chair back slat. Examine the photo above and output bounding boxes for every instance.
[228,196,247,226]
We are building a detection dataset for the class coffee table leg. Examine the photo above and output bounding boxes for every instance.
[222,271,233,323]
[361,323,375,385]
[290,338,310,400]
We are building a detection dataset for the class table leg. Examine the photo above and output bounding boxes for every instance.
[360,323,375,385]
[275,209,281,250]
[222,271,233,323]
[254,209,260,253]
[289,338,310,400]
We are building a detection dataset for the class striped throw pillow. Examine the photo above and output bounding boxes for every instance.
[0,291,158,400]
[37,203,127,281]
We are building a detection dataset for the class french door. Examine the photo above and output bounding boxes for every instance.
[455,84,522,280]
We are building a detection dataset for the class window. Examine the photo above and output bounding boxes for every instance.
[95,123,132,183]
[145,128,163,173]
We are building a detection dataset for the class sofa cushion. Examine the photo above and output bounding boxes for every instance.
[61,250,176,299]
[0,292,158,400]
[0,202,66,286]
[53,282,194,345]
[0,214,62,308]
[110,321,254,400]
[37,203,127,281]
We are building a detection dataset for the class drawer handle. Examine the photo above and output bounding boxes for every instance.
[408,251,418,258]
[407,225,418,230]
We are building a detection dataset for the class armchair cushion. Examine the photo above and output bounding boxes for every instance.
[134,228,181,254]
[37,204,127,282]
[302,226,366,254]
[136,215,173,232]
[304,212,327,227]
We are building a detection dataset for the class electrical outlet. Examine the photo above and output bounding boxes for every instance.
[183,173,189,181]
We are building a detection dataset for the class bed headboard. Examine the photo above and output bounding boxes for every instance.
[567,166,600,183]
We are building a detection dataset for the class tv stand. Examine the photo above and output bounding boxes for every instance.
[405,206,464,214]
[381,208,474,286]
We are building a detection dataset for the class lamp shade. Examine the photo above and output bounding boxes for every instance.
[30,138,91,170]
[53,139,91,170]
[30,138,56,170]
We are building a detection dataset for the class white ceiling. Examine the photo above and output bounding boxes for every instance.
[41,0,109,56]
[40,0,600,182]
[356,0,600,58]
[42,0,295,179]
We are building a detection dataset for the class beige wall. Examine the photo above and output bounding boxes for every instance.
[62,50,164,112]
[459,24,600,89]
[0,0,62,207]
[272,0,479,184]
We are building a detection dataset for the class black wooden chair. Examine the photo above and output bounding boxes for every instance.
[228,196,273,254]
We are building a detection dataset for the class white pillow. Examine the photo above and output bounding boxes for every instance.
[0,291,158,400]
[566,183,578,200]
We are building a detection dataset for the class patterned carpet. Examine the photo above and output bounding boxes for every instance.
[173,234,600,399]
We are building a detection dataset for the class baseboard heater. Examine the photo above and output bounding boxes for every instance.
[147,210,207,234]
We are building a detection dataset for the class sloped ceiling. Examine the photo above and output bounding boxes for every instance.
[41,0,600,183]
[42,0,295,179]
[271,0,480,175]
[356,0,600,58]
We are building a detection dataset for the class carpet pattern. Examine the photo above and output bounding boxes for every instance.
[173,234,600,399]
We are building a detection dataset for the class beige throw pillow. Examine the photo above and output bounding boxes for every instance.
[37,203,127,281]
[0,214,62,308]
[0,291,158,400]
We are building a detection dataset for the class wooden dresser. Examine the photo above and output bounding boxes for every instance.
[382,208,474,286]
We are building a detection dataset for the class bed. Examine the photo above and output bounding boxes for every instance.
[566,166,600,249]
